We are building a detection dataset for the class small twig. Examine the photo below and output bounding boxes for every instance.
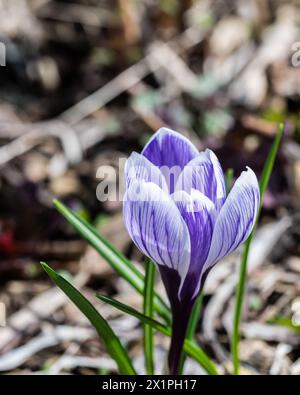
[269,343,292,375]
[0,120,82,167]
[0,325,95,371]
[0,272,88,353]
[48,355,117,375]
[0,117,111,169]
[35,1,113,27]
[148,41,199,92]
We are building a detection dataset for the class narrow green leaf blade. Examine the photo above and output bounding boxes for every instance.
[97,294,220,375]
[269,316,300,335]
[186,292,204,341]
[231,123,285,375]
[41,262,136,375]
[225,168,234,194]
[98,294,169,334]
[259,123,285,198]
[53,199,170,323]
[143,258,156,374]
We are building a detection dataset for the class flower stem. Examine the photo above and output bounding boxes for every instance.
[168,301,194,375]
[143,258,156,374]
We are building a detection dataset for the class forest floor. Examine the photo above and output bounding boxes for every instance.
[0,0,300,375]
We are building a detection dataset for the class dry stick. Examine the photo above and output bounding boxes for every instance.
[0,121,82,167]
[0,0,43,42]
[129,42,203,149]
[0,118,111,168]
[36,2,113,27]
[269,344,293,375]
[241,322,300,346]
[130,41,199,129]
[118,0,141,45]
[0,325,95,371]
[0,271,89,353]
[128,82,171,131]
[48,355,117,375]
[59,26,206,125]
[60,59,150,125]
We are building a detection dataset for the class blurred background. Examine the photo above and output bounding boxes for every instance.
[0,0,300,375]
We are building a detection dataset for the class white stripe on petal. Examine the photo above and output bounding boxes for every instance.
[200,167,260,284]
[125,152,168,192]
[123,180,191,291]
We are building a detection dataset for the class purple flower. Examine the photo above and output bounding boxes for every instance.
[123,128,260,374]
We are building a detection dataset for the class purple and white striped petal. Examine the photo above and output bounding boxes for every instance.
[199,167,260,288]
[142,127,199,170]
[172,189,215,299]
[123,180,191,285]
[175,149,226,210]
[125,152,168,192]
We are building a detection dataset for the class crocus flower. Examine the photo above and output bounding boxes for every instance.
[123,127,260,374]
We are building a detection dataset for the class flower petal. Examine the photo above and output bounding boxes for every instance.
[142,127,199,170]
[175,149,226,209]
[125,152,168,192]
[172,189,215,299]
[200,167,260,285]
[123,180,191,285]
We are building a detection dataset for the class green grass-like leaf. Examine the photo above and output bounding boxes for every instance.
[231,123,285,375]
[53,199,170,323]
[97,294,220,375]
[143,258,156,374]
[269,316,300,335]
[41,262,136,375]
[186,293,204,341]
